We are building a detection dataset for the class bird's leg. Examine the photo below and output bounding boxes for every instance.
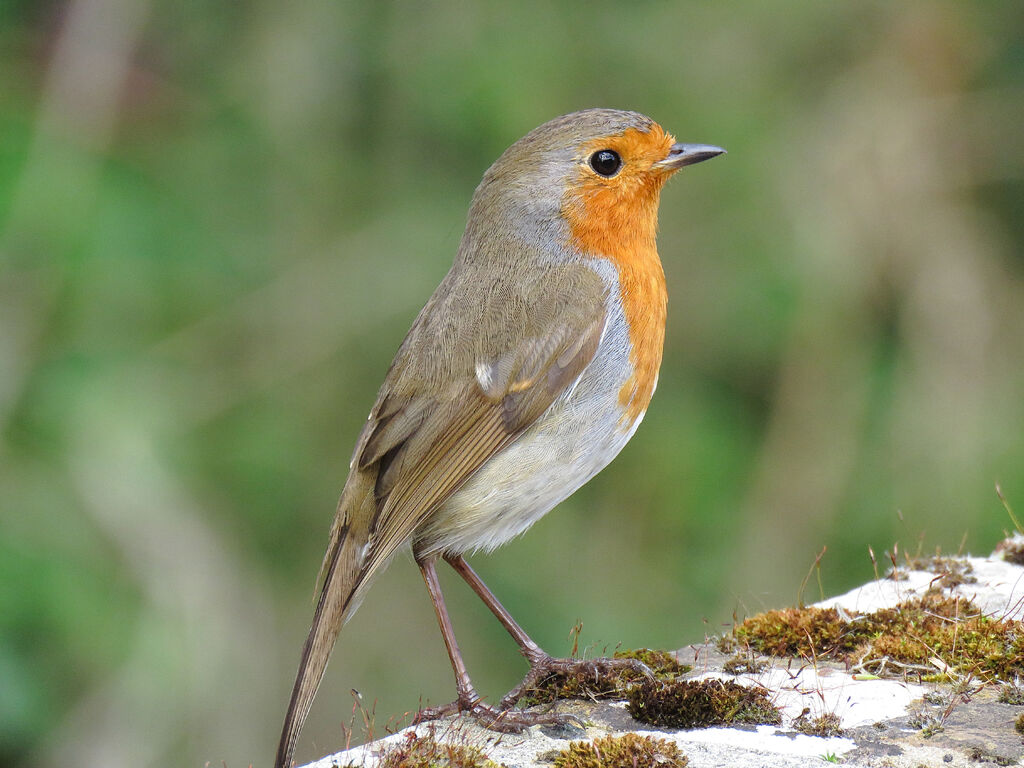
[443,555,652,710]
[443,554,547,664]
[417,557,478,709]
[414,556,572,732]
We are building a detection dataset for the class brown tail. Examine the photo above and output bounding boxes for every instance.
[275,490,377,768]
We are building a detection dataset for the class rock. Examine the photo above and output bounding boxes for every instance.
[302,539,1024,768]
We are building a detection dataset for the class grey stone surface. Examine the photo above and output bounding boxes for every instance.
[303,539,1024,768]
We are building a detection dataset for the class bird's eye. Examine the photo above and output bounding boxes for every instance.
[589,149,621,177]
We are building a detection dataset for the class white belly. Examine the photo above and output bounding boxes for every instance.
[412,259,644,557]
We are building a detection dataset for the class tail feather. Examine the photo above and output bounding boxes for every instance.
[275,492,375,768]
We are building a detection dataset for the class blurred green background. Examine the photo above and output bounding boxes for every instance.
[2,1,1023,766]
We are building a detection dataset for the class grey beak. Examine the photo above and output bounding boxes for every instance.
[657,143,726,169]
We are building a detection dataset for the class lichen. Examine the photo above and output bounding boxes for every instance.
[626,678,780,729]
[553,733,688,768]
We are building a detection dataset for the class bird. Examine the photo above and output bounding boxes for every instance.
[275,108,724,768]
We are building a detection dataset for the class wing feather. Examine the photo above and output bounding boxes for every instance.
[355,266,608,571]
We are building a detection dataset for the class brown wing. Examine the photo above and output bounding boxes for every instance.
[350,259,609,581]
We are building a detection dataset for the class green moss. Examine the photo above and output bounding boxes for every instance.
[365,728,495,768]
[966,746,1017,766]
[793,712,843,737]
[626,678,780,729]
[613,648,691,678]
[998,684,1024,705]
[516,649,688,707]
[1004,547,1024,566]
[715,634,738,654]
[734,605,855,657]
[997,537,1024,566]
[514,666,627,707]
[722,654,768,675]
[995,536,1024,565]
[906,706,944,738]
[1016,712,1024,735]
[901,556,976,588]
[732,593,1024,683]
[553,733,688,768]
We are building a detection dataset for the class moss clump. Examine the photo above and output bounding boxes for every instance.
[626,678,780,729]
[998,684,1024,705]
[554,733,688,768]
[1004,547,1024,566]
[373,728,494,768]
[613,648,690,678]
[722,654,768,676]
[902,556,977,588]
[734,605,856,657]
[515,666,628,707]
[793,711,844,737]
[966,746,1016,766]
[1016,713,1024,735]
[732,593,1024,682]
[906,706,944,738]
[996,535,1024,566]
[516,649,687,707]
[715,634,738,654]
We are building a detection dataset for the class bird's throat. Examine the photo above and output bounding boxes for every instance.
[563,180,668,429]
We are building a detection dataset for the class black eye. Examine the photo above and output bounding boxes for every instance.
[589,149,621,177]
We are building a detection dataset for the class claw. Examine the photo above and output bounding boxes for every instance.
[417,655,652,733]
[415,697,577,733]
[500,655,655,709]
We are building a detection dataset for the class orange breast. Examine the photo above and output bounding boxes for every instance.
[562,125,673,428]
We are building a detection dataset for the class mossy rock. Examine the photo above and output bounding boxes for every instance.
[359,729,497,768]
[793,711,844,737]
[612,648,691,678]
[515,649,688,707]
[731,592,1024,682]
[554,733,688,768]
[627,678,781,729]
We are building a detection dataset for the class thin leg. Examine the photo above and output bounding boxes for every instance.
[442,555,653,710]
[444,554,546,664]
[419,557,479,705]
[414,555,573,732]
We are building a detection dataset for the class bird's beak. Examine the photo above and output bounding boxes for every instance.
[656,143,726,170]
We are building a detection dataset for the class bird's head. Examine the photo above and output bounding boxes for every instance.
[465,109,724,260]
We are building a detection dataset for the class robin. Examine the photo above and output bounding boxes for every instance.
[275,108,724,768]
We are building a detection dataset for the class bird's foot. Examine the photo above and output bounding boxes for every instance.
[499,654,654,709]
[415,693,579,733]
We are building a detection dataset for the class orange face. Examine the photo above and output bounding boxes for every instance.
[561,123,678,261]
[561,123,678,428]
